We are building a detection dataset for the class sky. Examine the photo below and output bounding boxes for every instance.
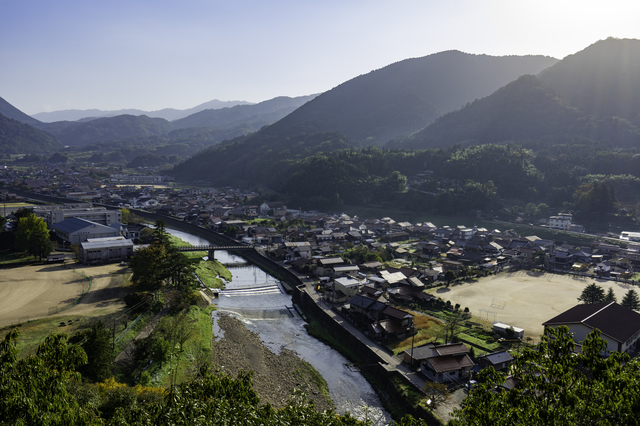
[2,0,640,115]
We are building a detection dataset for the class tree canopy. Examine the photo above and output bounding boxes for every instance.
[451,326,640,425]
[577,283,605,304]
[15,212,54,261]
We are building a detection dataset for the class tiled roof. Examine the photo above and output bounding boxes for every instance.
[428,354,475,373]
[543,302,640,343]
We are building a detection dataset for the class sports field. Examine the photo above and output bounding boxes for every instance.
[0,262,127,328]
[427,270,632,340]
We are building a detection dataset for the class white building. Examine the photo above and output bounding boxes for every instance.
[549,213,572,231]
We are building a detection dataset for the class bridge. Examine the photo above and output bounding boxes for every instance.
[175,245,254,260]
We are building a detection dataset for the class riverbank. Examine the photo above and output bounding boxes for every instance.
[212,314,333,412]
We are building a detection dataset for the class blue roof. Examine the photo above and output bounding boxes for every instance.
[52,217,115,234]
[484,351,513,364]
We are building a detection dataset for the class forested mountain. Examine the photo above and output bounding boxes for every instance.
[48,114,173,146]
[0,96,42,127]
[170,95,316,130]
[391,38,640,150]
[31,99,252,122]
[539,37,640,125]
[254,51,557,146]
[171,131,355,187]
[0,113,60,153]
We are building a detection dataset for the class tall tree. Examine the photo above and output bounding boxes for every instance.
[577,283,605,304]
[621,289,640,311]
[450,326,640,425]
[15,213,53,261]
[604,287,617,303]
[70,321,114,383]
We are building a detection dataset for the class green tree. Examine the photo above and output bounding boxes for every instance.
[444,270,457,286]
[120,207,131,224]
[70,321,114,383]
[621,289,640,311]
[15,213,54,261]
[577,283,605,304]
[450,326,640,425]
[604,286,617,303]
[0,329,100,424]
[129,242,168,290]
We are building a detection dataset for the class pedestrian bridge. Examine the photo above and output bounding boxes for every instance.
[175,245,254,259]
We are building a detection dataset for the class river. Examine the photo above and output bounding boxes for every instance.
[167,228,392,425]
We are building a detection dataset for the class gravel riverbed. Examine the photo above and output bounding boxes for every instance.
[212,314,333,412]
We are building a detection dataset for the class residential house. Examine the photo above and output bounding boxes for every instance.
[404,343,475,383]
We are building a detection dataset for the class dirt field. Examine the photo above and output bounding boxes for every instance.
[427,271,633,340]
[0,262,128,328]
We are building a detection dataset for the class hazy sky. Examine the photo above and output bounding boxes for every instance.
[2,0,640,115]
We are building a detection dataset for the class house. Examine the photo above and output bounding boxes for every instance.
[404,343,475,383]
[371,306,414,341]
[477,351,513,372]
[543,302,640,356]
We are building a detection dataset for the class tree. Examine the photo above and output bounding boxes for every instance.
[15,213,53,261]
[120,207,131,224]
[450,326,640,425]
[604,286,617,303]
[70,321,114,383]
[577,283,605,304]
[621,289,640,311]
[129,242,168,290]
[423,381,450,409]
[444,270,457,286]
[0,329,100,424]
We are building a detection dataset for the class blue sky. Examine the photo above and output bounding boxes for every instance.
[2,0,640,115]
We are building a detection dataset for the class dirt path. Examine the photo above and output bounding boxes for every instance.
[213,314,332,412]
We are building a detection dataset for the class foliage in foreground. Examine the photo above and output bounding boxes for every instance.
[450,326,640,425]
[0,328,428,425]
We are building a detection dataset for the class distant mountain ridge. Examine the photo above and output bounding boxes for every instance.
[16,95,316,147]
[255,51,558,146]
[31,99,253,123]
[170,95,317,130]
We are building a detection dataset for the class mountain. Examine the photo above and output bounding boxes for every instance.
[0,113,60,154]
[51,115,172,146]
[170,95,316,130]
[538,37,640,125]
[31,99,253,122]
[252,51,558,147]
[0,96,42,127]
[393,38,640,150]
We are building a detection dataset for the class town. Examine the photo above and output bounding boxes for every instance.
[3,165,640,423]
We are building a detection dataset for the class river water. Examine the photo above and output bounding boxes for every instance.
[167,229,392,425]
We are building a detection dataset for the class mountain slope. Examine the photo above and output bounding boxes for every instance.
[539,37,640,125]
[50,115,172,146]
[394,38,640,150]
[0,96,42,127]
[256,51,558,146]
[0,113,60,153]
[31,99,252,122]
[170,95,316,130]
